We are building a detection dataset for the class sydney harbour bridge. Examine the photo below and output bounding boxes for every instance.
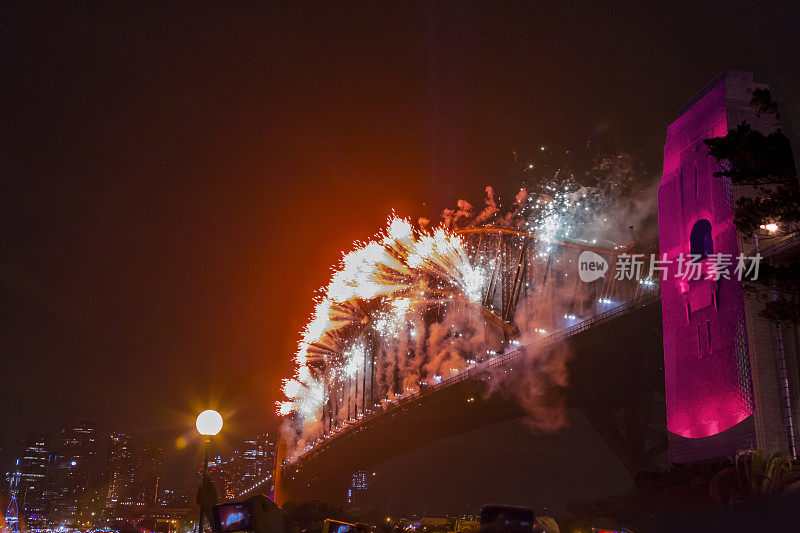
[241,70,796,511]
[263,226,668,507]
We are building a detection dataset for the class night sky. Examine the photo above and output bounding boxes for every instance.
[2,2,799,486]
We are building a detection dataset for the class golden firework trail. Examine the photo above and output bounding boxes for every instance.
[278,216,499,418]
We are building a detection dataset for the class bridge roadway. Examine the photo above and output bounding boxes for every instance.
[277,292,666,505]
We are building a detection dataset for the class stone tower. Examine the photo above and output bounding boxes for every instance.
[659,70,800,462]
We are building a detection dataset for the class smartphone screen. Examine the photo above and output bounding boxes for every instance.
[214,502,252,532]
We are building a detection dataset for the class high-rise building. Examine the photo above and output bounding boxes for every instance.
[131,442,162,508]
[233,434,276,497]
[157,487,192,508]
[346,470,370,508]
[196,454,229,499]
[13,434,51,527]
[103,435,163,524]
[195,434,277,501]
[104,433,135,512]
[659,70,800,462]
[46,421,98,526]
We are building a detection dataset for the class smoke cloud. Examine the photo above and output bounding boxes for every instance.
[484,343,573,433]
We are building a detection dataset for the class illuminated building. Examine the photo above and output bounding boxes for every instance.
[10,434,50,529]
[659,70,800,462]
[157,487,191,508]
[103,435,163,526]
[194,434,277,500]
[233,434,276,497]
[104,433,134,512]
[131,442,163,508]
[346,470,370,508]
[196,454,229,499]
[46,421,98,526]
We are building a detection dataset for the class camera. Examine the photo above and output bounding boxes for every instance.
[321,519,369,533]
[214,502,252,532]
[212,495,283,533]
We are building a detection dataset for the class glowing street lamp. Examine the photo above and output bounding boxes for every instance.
[196,409,223,436]
[196,410,222,533]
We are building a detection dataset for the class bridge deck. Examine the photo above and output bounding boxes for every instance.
[274,292,666,505]
[297,292,661,461]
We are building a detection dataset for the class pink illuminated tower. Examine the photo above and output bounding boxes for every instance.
[659,71,800,462]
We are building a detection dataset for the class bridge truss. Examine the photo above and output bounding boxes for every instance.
[305,227,659,456]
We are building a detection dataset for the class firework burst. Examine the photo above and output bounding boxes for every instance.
[277,216,497,422]
[278,158,648,453]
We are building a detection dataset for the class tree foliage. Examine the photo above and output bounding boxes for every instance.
[709,449,800,508]
[704,123,798,236]
[750,88,781,118]
[705,123,795,185]
[704,90,800,322]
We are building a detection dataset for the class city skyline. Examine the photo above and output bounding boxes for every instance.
[5,420,276,531]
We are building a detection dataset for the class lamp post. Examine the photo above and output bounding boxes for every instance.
[196,410,223,533]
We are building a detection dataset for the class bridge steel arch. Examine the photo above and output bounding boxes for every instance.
[312,228,646,437]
